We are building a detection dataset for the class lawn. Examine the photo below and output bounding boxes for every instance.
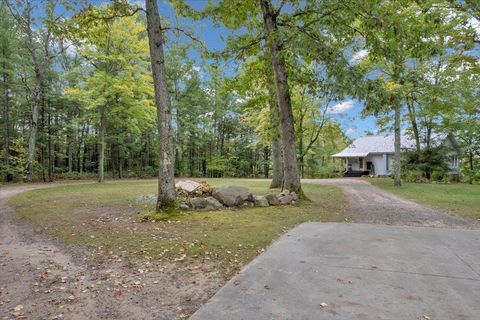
[368,178,480,220]
[9,179,344,278]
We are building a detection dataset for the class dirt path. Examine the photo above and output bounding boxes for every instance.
[0,184,222,320]
[306,178,477,228]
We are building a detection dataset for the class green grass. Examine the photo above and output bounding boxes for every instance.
[9,179,344,277]
[368,178,480,220]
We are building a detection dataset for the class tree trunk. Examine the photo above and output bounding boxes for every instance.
[67,140,73,173]
[406,95,420,152]
[98,109,105,182]
[263,145,269,178]
[268,82,283,188]
[146,0,176,211]
[25,66,43,180]
[47,110,53,182]
[393,101,402,187]
[260,0,301,194]
[270,139,283,188]
[2,63,11,181]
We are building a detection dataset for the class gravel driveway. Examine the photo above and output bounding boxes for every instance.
[305,178,476,228]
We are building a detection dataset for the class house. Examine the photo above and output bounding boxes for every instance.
[332,134,460,177]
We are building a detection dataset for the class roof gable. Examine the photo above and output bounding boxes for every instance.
[332,134,452,158]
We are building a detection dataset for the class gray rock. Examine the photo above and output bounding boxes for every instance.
[243,201,255,208]
[254,196,269,207]
[179,203,190,211]
[205,197,224,210]
[175,180,202,193]
[213,186,253,207]
[265,194,280,206]
[190,197,223,211]
[191,197,208,210]
[291,192,298,201]
[279,189,290,197]
[278,194,294,205]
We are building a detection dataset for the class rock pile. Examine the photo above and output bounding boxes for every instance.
[174,179,299,211]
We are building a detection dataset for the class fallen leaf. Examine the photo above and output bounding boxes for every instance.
[14,305,24,312]
[264,285,271,290]
[320,302,328,308]
[233,280,240,286]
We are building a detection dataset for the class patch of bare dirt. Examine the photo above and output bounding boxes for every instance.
[0,184,223,320]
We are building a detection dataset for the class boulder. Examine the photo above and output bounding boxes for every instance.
[190,197,208,210]
[205,197,224,210]
[179,203,190,211]
[279,189,290,197]
[212,186,253,207]
[291,192,298,201]
[278,194,293,205]
[190,197,224,211]
[265,194,280,206]
[254,196,269,207]
[175,180,202,193]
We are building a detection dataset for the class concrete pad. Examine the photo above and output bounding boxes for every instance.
[190,223,480,320]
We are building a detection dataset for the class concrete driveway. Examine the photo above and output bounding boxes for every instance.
[190,223,480,320]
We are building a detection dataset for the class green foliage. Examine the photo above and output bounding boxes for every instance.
[0,138,27,182]
[401,146,450,181]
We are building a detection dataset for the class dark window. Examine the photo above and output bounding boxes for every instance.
[359,157,363,169]
[386,154,389,171]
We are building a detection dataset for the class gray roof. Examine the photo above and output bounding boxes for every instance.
[332,134,448,158]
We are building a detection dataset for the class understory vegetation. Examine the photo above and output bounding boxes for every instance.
[9,180,345,277]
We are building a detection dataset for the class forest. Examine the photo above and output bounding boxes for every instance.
[1,0,479,207]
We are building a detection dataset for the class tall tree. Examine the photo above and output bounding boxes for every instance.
[259,0,301,193]
[145,0,176,211]
[4,0,63,180]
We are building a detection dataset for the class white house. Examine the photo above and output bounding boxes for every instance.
[332,134,460,177]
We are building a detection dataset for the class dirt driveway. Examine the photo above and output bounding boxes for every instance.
[0,184,221,320]
[306,178,476,228]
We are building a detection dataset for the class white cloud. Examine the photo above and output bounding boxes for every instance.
[468,17,480,36]
[62,38,77,56]
[128,0,144,9]
[346,127,356,136]
[349,49,368,64]
[328,100,355,114]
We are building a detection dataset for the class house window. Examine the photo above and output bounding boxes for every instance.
[451,155,458,168]
[386,154,389,171]
[359,157,363,169]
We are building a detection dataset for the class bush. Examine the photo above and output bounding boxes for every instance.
[0,138,27,182]
[430,171,444,182]
[402,146,450,182]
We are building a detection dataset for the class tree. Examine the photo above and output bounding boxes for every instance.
[145,0,176,211]
[4,0,60,180]
[259,0,301,193]
[349,1,470,186]
[64,9,154,183]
